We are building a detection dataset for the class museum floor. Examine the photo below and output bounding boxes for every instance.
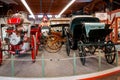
[0,45,120,80]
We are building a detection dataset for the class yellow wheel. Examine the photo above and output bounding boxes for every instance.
[45,35,62,53]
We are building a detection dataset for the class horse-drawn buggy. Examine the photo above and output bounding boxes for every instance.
[0,12,41,64]
[65,16,116,65]
[40,18,70,53]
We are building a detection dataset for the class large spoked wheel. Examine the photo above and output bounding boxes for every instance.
[35,32,40,56]
[78,41,86,65]
[45,35,62,53]
[31,35,36,62]
[105,41,116,64]
[66,36,70,56]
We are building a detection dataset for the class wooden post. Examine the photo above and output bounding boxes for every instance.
[98,49,102,71]
[73,52,77,75]
[114,17,118,43]
[11,54,14,77]
[116,50,119,66]
[41,54,45,77]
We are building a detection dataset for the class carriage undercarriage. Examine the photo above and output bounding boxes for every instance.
[66,34,116,65]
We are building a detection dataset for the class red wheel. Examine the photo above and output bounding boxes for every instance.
[31,35,36,62]
[0,39,2,65]
[35,32,40,56]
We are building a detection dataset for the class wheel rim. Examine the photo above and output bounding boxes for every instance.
[79,51,86,65]
[78,41,86,65]
[31,35,36,62]
[105,41,116,64]
[45,44,61,53]
[45,35,62,53]
[66,37,70,56]
[35,32,39,56]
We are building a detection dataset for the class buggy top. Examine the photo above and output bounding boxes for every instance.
[69,15,112,42]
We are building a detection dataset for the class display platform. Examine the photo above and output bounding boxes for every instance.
[0,45,120,80]
[0,67,120,80]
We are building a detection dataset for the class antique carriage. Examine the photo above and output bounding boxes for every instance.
[0,12,41,64]
[40,18,70,53]
[65,16,116,65]
[40,23,67,53]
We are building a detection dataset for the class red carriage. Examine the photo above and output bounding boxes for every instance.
[0,12,41,64]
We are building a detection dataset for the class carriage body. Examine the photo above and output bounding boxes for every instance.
[69,16,112,44]
[66,16,116,65]
[0,13,41,64]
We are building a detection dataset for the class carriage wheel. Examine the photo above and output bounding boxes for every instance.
[66,36,70,56]
[35,32,40,56]
[47,35,62,50]
[78,41,86,65]
[31,35,36,62]
[45,35,62,53]
[45,45,61,53]
[105,41,116,64]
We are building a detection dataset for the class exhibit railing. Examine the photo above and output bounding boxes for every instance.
[0,46,119,78]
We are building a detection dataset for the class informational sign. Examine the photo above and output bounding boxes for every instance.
[95,13,107,21]
[50,18,70,25]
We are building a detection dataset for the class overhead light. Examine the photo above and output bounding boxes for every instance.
[29,15,35,18]
[38,15,43,18]
[21,0,35,19]
[38,15,53,18]
[76,0,92,2]
[38,15,57,18]
[57,0,76,17]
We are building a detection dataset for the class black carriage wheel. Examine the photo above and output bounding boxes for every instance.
[66,36,70,56]
[105,41,116,64]
[78,41,86,65]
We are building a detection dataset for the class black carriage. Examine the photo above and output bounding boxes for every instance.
[65,16,116,65]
